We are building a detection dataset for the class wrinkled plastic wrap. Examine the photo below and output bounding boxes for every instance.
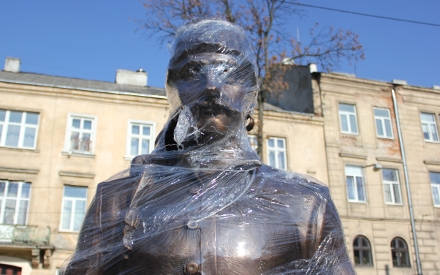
[62,19,355,275]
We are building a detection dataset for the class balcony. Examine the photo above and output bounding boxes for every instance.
[0,225,53,268]
[0,224,50,245]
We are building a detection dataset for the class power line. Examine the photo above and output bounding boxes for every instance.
[290,2,440,27]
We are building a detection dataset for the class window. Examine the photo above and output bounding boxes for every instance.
[353,236,373,266]
[0,181,31,225]
[420,112,439,142]
[127,121,154,157]
[248,135,257,152]
[267,137,287,170]
[339,103,358,134]
[382,169,402,204]
[60,186,87,232]
[345,165,366,202]
[391,237,410,267]
[65,114,96,154]
[0,264,22,275]
[374,108,393,138]
[0,109,39,149]
[430,172,440,207]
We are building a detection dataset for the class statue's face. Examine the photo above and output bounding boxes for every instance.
[167,51,257,134]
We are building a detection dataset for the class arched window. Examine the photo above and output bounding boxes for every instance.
[391,237,410,267]
[353,236,373,266]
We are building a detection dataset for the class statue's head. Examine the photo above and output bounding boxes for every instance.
[165,19,259,139]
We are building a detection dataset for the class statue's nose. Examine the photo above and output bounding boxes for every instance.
[203,86,220,99]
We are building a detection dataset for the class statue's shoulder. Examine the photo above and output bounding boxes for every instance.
[256,164,330,198]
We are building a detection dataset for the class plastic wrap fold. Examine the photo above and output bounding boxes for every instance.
[62,19,355,275]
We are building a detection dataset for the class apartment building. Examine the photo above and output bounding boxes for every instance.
[0,58,328,275]
[313,72,440,275]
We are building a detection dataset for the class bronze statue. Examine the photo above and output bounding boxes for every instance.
[63,19,355,275]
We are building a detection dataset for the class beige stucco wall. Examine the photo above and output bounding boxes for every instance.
[318,73,440,274]
[0,81,170,274]
[0,80,329,274]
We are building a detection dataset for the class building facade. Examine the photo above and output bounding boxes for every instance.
[0,58,328,274]
[313,72,440,274]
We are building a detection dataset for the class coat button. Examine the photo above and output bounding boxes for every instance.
[186,220,198,229]
[185,262,199,274]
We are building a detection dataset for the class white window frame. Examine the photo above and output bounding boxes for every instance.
[374,108,393,139]
[0,180,31,225]
[267,137,287,170]
[382,168,402,205]
[64,113,97,155]
[248,134,258,152]
[339,103,359,135]
[0,109,40,149]
[345,165,366,203]
[420,112,439,142]
[60,185,88,232]
[430,172,440,207]
[125,120,155,158]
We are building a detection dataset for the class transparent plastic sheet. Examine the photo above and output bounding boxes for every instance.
[61,19,355,275]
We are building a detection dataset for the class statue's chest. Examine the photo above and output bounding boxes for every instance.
[127,207,314,275]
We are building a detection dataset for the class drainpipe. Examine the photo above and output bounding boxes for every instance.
[391,87,422,275]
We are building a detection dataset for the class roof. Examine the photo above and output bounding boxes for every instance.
[0,70,167,98]
[0,70,309,115]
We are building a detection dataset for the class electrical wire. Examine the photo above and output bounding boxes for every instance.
[289,2,440,27]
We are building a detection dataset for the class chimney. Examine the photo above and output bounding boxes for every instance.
[115,69,148,86]
[4,57,21,73]
[309,63,317,73]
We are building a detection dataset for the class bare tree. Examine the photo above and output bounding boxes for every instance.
[136,0,364,158]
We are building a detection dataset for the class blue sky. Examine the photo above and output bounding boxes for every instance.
[1,1,439,89]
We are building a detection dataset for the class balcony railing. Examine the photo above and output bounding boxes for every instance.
[0,225,50,245]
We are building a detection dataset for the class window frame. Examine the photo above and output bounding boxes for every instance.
[338,103,359,135]
[0,180,31,225]
[374,107,393,139]
[266,137,287,170]
[420,112,439,143]
[125,120,156,158]
[247,134,258,152]
[63,113,97,155]
[59,185,88,232]
[391,237,411,267]
[430,171,440,207]
[345,165,366,203]
[382,168,403,205]
[353,236,373,266]
[0,109,40,150]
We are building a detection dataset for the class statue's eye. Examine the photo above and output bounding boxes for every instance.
[182,62,202,79]
[188,65,201,76]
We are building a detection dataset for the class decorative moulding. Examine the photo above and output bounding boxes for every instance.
[0,167,39,174]
[58,171,95,179]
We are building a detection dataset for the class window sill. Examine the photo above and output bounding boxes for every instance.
[348,200,367,204]
[377,136,394,140]
[0,146,39,153]
[424,140,440,144]
[123,156,134,161]
[341,132,359,136]
[61,151,95,158]
[385,202,403,206]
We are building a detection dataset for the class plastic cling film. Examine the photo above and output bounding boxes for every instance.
[61,19,355,275]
